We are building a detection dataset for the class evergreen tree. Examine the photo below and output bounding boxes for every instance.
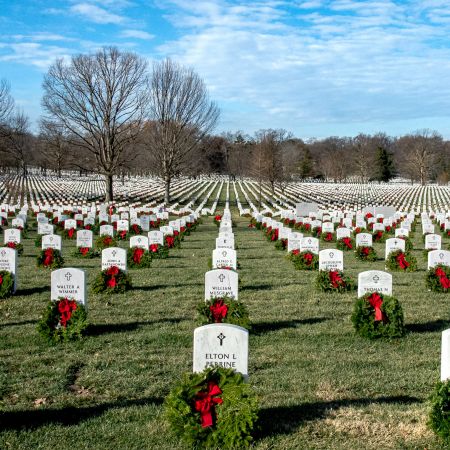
[374,146,395,182]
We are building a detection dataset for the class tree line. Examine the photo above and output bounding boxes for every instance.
[1,47,449,202]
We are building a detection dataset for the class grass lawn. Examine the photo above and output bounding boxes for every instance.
[0,190,448,449]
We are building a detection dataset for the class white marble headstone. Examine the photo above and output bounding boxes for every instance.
[300,236,319,254]
[42,234,62,251]
[193,324,248,377]
[51,268,86,306]
[425,234,441,251]
[130,235,149,249]
[356,233,372,247]
[101,247,127,271]
[428,250,450,270]
[319,249,344,271]
[76,229,93,248]
[357,270,392,298]
[385,238,405,259]
[0,247,17,292]
[205,269,238,300]
[4,229,21,245]
[212,248,237,270]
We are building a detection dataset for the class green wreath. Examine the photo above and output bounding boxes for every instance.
[289,250,319,270]
[372,230,386,243]
[312,226,322,238]
[0,270,14,299]
[127,247,152,268]
[37,298,88,343]
[165,367,258,448]
[429,379,450,442]
[355,245,377,261]
[129,224,143,235]
[426,265,450,292]
[148,243,169,259]
[63,228,77,240]
[316,270,355,292]
[386,250,417,272]
[336,237,355,251]
[352,227,366,237]
[37,248,64,269]
[351,292,405,339]
[34,235,42,248]
[274,239,287,251]
[3,242,23,256]
[92,266,132,294]
[197,296,250,329]
[398,236,413,252]
[116,230,128,241]
[95,234,117,250]
[73,246,99,258]
[321,231,335,242]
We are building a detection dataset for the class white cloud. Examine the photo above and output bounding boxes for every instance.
[120,29,154,39]
[70,3,125,24]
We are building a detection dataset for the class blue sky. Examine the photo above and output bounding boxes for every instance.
[2,0,450,139]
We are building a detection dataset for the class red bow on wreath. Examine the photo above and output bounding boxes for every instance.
[329,271,344,288]
[106,266,120,288]
[119,230,127,239]
[132,224,140,233]
[342,237,353,249]
[435,267,450,289]
[104,236,112,246]
[133,247,145,264]
[80,247,89,256]
[367,292,385,322]
[43,248,54,266]
[214,215,222,222]
[194,381,223,428]
[361,247,370,256]
[0,274,3,285]
[210,299,228,323]
[6,242,16,249]
[149,244,159,253]
[303,253,313,265]
[58,298,78,327]
[396,253,409,269]
[67,228,75,238]
[324,232,333,241]
[165,236,175,248]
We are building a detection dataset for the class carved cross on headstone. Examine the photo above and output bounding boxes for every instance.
[217,333,226,346]
[373,275,380,283]
[440,253,444,259]
[329,252,334,258]
[65,272,72,281]
[1,250,5,257]
[222,250,227,257]
[112,250,117,257]
[218,274,226,283]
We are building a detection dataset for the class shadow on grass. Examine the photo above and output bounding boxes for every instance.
[15,286,50,296]
[256,395,420,438]
[136,282,203,291]
[0,319,38,328]
[406,320,450,334]
[242,284,274,291]
[87,317,185,336]
[0,396,164,431]
[252,318,329,335]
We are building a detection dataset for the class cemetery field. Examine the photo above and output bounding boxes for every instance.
[0,208,448,449]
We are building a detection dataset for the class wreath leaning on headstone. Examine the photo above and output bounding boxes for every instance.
[37,248,64,269]
[92,266,132,294]
[3,242,23,256]
[426,264,450,292]
[37,297,88,343]
[127,247,152,268]
[95,235,117,250]
[0,270,14,299]
[316,270,355,292]
[336,237,355,251]
[355,245,377,261]
[197,296,250,330]
[165,367,258,449]
[386,250,417,272]
[289,250,319,270]
[429,379,450,442]
[351,292,405,339]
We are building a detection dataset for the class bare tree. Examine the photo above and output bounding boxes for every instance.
[38,119,71,177]
[397,129,443,185]
[352,134,375,182]
[42,47,149,201]
[0,111,34,176]
[0,79,14,126]
[144,58,219,203]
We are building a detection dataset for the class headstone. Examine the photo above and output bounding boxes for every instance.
[64,219,77,230]
[42,234,62,251]
[296,202,318,217]
[357,270,392,298]
[288,232,303,252]
[216,236,235,250]
[99,224,114,237]
[356,233,373,247]
[51,268,86,306]
[205,269,238,300]
[76,229,93,248]
[319,249,344,271]
[336,227,351,240]
[428,250,450,270]
[425,234,441,251]
[395,228,409,238]
[101,247,127,271]
[300,236,319,254]
[212,248,237,270]
[193,324,248,377]
[441,329,450,381]
[4,229,21,245]
[385,238,405,259]
[160,226,174,236]
[322,222,334,233]
[0,247,17,292]
[148,230,164,246]
[116,219,129,232]
[130,235,149,249]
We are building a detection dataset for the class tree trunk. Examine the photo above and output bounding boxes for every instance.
[105,174,114,202]
[164,176,171,204]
